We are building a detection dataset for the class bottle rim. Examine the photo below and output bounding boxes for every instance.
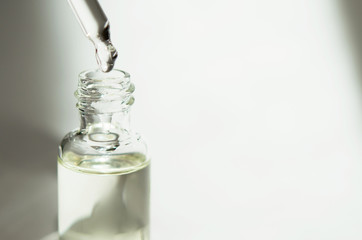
[75,69,135,113]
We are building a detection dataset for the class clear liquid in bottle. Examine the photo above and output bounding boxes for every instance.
[58,152,150,240]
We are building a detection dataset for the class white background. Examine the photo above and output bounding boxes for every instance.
[1,0,362,239]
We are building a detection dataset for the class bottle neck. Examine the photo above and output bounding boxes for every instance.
[76,69,134,135]
[80,110,131,133]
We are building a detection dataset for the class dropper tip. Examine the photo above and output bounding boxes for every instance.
[95,43,118,73]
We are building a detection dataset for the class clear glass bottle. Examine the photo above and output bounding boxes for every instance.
[58,69,150,240]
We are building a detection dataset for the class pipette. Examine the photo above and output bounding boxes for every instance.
[67,0,118,72]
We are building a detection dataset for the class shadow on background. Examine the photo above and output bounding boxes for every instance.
[0,120,58,240]
[0,1,59,240]
[339,0,362,86]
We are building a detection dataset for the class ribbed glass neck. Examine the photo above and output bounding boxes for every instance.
[75,69,134,134]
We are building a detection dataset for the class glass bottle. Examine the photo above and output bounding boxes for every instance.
[58,69,150,240]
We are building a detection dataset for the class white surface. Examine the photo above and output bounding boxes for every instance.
[1,0,362,239]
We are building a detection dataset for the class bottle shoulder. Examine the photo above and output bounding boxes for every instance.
[58,129,149,175]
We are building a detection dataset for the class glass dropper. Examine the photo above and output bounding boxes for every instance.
[67,0,118,72]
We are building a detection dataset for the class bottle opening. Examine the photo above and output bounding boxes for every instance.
[79,69,129,82]
[76,69,134,113]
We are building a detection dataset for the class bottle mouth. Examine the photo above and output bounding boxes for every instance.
[75,69,135,113]
[79,68,129,82]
